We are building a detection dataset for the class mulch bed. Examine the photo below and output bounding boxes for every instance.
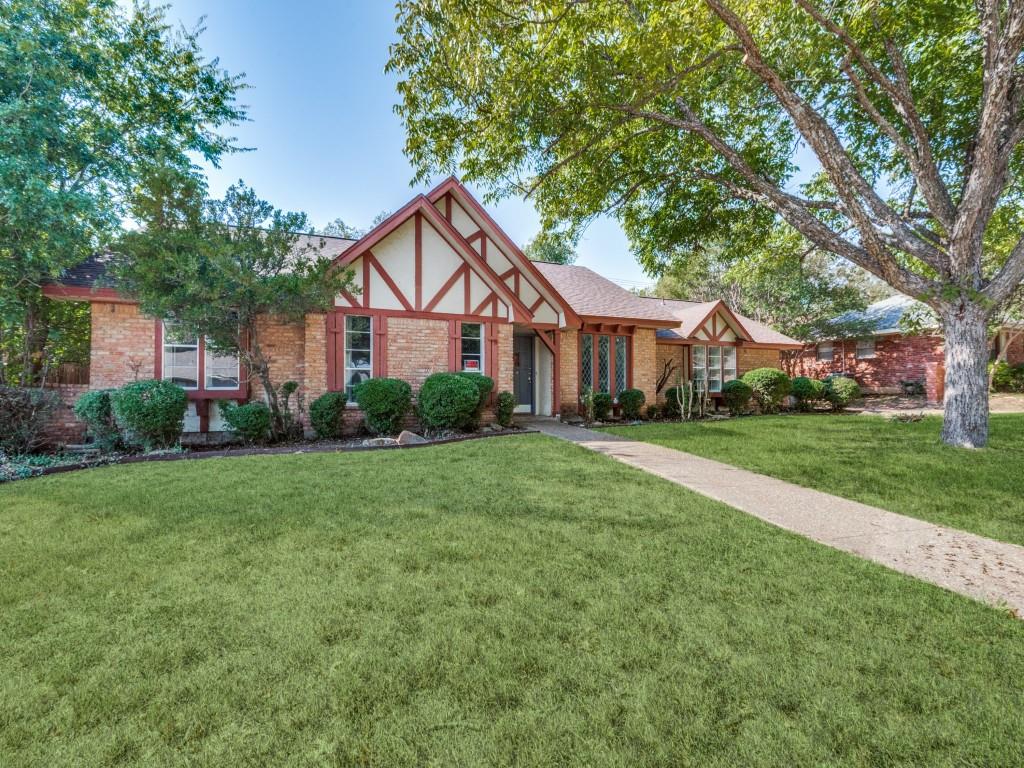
[24,428,539,480]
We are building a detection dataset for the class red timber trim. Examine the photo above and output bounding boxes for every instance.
[339,287,361,308]
[655,338,802,350]
[553,330,561,414]
[444,194,452,222]
[362,257,371,307]
[486,322,499,386]
[689,300,752,342]
[326,313,340,391]
[471,293,498,317]
[448,320,459,370]
[414,212,423,310]
[366,251,414,311]
[426,175,581,328]
[576,329,633,402]
[328,310,389,392]
[424,263,469,313]
[43,284,135,304]
[374,315,388,377]
[580,315,677,329]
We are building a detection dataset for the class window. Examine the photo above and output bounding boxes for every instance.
[205,341,240,389]
[614,336,627,397]
[460,322,483,372]
[580,333,593,391]
[597,335,610,393]
[344,315,373,397]
[856,337,876,359]
[817,342,834,362]
[692,345,737,393]
[162,322,198,389]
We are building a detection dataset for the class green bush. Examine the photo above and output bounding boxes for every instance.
[990,361,1024,392]
[111,379,187,450]
[742,368,792,413]
[455,372,494,428]
[721,379,753,416]
[495,391,516,427]
[309,391,348,439]
[790,376,826,411]
[617,388,646,420]
[592,392,613,421]
[73,389,120,451]
[417,372,480,432]
[219,401,272,444]
[645,403,661,420]
[0,386,58,454]
[662,385,706,418]
[824,376,861,410]
[354,378,412,435]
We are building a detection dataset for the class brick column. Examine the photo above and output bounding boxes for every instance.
[631,328,657,406]
[559,329,579,417]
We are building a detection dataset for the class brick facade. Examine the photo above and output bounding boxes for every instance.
[791,334,945,395]
[738,347,783,376]
[90,302,155,388]
[496,324,514,395]
[40,384,90,447]
[655,345,685,404]
[304,313,328,404]
[632,328,657,407]
[558,329,579,417]
[385,317,450,390]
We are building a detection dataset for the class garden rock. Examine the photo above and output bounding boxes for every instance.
[363,437,398,447]
[397,430,427,445]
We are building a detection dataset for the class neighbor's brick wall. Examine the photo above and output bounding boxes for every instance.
[791,334,944,394]
[386,317,449,390]
[1001,331,1024,365]
[738,347,783,376]
[90,302,155,388]
[40,384,89,446]
[655,344,686,404]
[559,329,579,417]
[632,328,657,406]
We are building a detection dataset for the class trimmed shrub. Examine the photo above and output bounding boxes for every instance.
[645,403,661,420]
[662,386,686,418]
[309,391,348,439]
[824,376,861,411]
[618,388,646,420]
[790,376,825,411]
[219,401,272,444]
[354,378,412,435]
[0,386,58,454]
[742,368,792,413]
[455,372,494,428]
[73,389,120,451]
[111,380,187,450]
[990,361,1024,392]
[592,392,613,421]
[495,391,516,427]
[721,379,753,416]
[418,372,479,432]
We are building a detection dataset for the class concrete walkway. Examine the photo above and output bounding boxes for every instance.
[526,418,1024,616]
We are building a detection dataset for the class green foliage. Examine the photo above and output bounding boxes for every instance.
[721,379,753,416]
[0,298,91,387]
[219,401,272,445]
[73,389,119,451]
[742,369,792,414]
[354,378,412,435]
[309,391,348,439]
[791,377,826,411]
[824,376,862,411]
[617,388,646,420]
[0,386,58,453]
[417,373,480,433]
[645,403,662,421]
[0,0,244,385]
[455,372,494,429]
[523,231,577,265]
[111,380,187,450]
[662,386,696,419]
[578,388,596,424]
[990,362,1024,393]
[591,392,613,421]
[495,391,516,427]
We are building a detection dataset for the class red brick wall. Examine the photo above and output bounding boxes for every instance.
[738,347,783,376]
[496,324,514,396]
[90,302,155,388]
[655,345,686,404]
[385,317,450,390]
[40,384,89,447]
[791,334,945,394]
[1000,331,1024,365]
[632,328,657,407]
[559,330,579,417]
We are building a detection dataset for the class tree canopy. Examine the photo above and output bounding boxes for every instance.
[389,0,1024,446]
[523,231,577,264]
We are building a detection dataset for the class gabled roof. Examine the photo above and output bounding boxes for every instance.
[533,262,679,325]
[830,294,934,336]
[639,296,802,347]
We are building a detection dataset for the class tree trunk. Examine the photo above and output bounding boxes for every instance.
[941,304,990,448]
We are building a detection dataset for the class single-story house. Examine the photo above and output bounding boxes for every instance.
[43,177,800,440]
[789,294,1024,401]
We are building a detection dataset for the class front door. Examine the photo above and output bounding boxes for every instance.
[513,335,534,412]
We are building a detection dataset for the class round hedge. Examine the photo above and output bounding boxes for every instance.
[591,392,613,421]
[219,401,272,444]
[721,379,753,416]
[73,389,120,451]
[663,385,704,418]
[495,390,516,427]
[418,372,480,432]
[455,372,494,428]
[741,368,792,413]
[824,376,862,411]
[309,391,348,439]
[354,378,412,435]
[790,376,825,411]
[111,379,187,450]
[617,388,646,420]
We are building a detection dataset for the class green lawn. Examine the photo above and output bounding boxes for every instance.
[2,435,1023,766]
[605,413,1024,547]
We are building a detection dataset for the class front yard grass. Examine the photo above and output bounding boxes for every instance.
[2,434,1023,766]
[605,413,1024,547]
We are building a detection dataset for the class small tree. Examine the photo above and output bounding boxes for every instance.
[118,180,356,441]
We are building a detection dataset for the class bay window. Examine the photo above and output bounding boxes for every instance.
[579,332,630,398]
[460,322,483,372]
[691,345,737,393]
[580,333,593,391]
[344,315,373,398]
[597,336,610,393]
[614,336,627,396]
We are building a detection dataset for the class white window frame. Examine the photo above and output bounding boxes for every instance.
[460,322,484,373]
[856,337,876,360]
[693,345,738,393]
[817,342,834,362]
[162,321,199,390]
[344,315,373,398]
[204,339,240,390]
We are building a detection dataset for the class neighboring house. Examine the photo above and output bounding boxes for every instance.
[42,177,800,440]
[790,294,1024,401]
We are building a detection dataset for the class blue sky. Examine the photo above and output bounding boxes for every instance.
[161,1,653,289]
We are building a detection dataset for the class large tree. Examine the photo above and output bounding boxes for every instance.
[389,0,1024,447]
[0,0,244,385]
[117,180,357,440]
[523,230,578,264]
